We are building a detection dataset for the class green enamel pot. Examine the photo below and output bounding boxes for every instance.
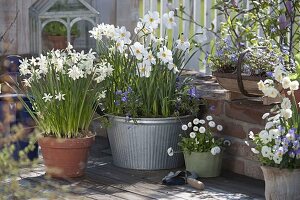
[184,151,222,177]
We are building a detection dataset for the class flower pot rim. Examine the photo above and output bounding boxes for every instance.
[261,165,300,172]
[107,114,192,124]
[212,71,265,81]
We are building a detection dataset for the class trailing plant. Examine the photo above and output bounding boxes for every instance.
[43,21,80,37]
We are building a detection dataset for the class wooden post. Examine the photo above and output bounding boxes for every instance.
[116,0,139,33]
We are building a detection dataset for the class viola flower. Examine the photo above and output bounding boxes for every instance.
[211,146,221,155]
[167,147,174,156]
[190,132,196,139]
[182,124,188,131]
[199,126,206,133]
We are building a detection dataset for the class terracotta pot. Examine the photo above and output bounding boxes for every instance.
[45,35,75,50]
[38,135,95,178]
[261,166,300,200]
[213,72,264,96]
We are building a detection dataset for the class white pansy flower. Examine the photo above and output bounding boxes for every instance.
[251,148,260,154]
[162,11,176,29]
[217,125,223,131]
[290,80,299,91]
[157,46,173,64]
[273,154,282,164]
[193,118,200,125]
[208,121,216,128]
[206,115,213,121]
[265,122,274,130]
[245,141,250,146]
[193,126,199,132]
[187,122,192,127]
[261,146,271,158]
[210,146,221,155]
[280,108,292,119]
[176,38,190,51]
[274,70,283,82]
[167,147,174,156]
[199,126,206,133]
[190,132,196,139]
[269,129,280,139]
[182,124,188,131]
[42,93,53,102]
[55,92,66,101]
[130,42,145,60]
[262,113,270,119]
[281,98,291,109]
[143,11,160,29]
[259,130,270,144]
[262,87,278,98]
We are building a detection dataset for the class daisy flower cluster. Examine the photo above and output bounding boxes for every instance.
[250,65,300,168]
[168,116,230,156]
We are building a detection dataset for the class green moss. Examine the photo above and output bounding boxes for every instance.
[43,21,79,37]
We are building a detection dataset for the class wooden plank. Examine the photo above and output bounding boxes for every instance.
[143,0,150,16]
[150,0,157,12]
[172,0,180,40]
[203,0,212,74]
[182,0,190,39]
[160,0,167,37]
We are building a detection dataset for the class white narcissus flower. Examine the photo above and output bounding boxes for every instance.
[193,118,200,125]
[42,93,53,102]
[261,146,271,158]
[137,62,152,78]
[187,122,192,127]
[208,121,216,128]
[116,40,126,53]
[55,92,66,101]
[193,126,199,132]
[280,108,292,119]
[157,46,173,64]
[199,126,206,133]
[190,132,196,139]
[262,113,270,119]
[282,77,291,89]
[68,65,84,80]
[257,80,265,91]
[290,80,299,91]
[22,79,31,87]
[217,125,223,131]
[143,50,156,66]
[114,26,131,44]
[130,42,145,60]
[206,116,213,121]
[281,98,291,109]
[182,124,188,131]
[167,147,174,156]
[143,11,160,29]
[162,11,176,29]
[210,146,221,155]
[176,38,190,51]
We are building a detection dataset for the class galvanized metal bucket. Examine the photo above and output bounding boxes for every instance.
[107,115,192,170]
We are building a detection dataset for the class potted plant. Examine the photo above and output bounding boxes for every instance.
[167,116,229,177]
[90,11,204,170]
[249,66,300,199]
[17,44,112,178]
[43,21,79,50]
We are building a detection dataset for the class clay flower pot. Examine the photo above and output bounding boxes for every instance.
[38,135,95,178]
[261,166,300,200]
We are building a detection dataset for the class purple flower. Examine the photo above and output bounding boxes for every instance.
[279,14,289,30]
[188,86,198,98]
[114,100,120,105]
[275,147,285,157]
[270,26,276,33]
[266,71,274,77]
[209,105,216,111]
[286,131,296,142]
[293,140,300,150]
[230,54,238,62]
[286,1,293,16]
[121,96,127,102]
[277,125,285,133]
[127,87,133,93]
[216,49,223,57]
[296,149,300,159]
[115,90,123,95]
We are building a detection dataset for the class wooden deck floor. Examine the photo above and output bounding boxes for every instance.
[16,152,265,200]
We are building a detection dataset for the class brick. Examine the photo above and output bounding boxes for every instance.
[224,100,271,125]
[225,140,249,157]
[244,160,264,180]
[221,120,247,139]
[205,98,224,116]
[222,156,245,175]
